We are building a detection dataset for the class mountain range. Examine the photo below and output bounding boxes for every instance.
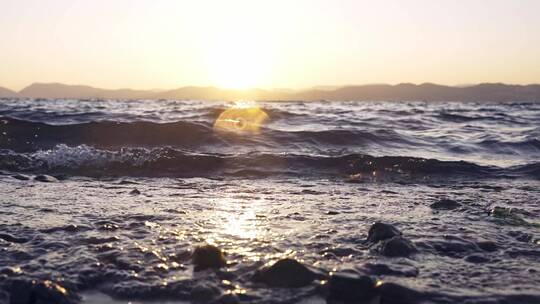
[1,82,539,102]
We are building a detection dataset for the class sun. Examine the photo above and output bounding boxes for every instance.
[204,28,273,90]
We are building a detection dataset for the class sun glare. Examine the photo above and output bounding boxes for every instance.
[204,25,273,90]
[213,101,269,134]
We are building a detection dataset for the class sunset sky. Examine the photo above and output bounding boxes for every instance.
[1,0,539,91]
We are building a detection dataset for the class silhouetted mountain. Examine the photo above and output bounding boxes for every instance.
[0,86,19,97]
[294,83,540,102]
[5,82,540,101]
[18,83,154,99]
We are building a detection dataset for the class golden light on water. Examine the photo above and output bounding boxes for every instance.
[213,101,269,134]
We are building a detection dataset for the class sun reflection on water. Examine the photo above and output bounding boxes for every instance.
[213,100,269,134]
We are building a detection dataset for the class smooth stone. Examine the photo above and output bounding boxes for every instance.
[34,175,59,183]
[253,258,317,287]
[0,233,28,244]
[377,282,425,304]
[465,254,490,263]
[379,236,417,257]
[326,273,377,302]
[489,206,529,225]
[10,279,77,304]
[12,174,30,181]
[9,279,33,304]
[190,283,220,302]
[430,199,461,210]
[192,245,226,270]
[476,240,498,252]
[367,222,402,243]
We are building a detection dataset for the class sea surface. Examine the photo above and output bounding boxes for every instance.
[0,99,539,303]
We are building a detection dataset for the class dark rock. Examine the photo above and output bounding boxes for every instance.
[360,263,419,277]
[428,237,480,256]
[320,246,358,257]
[489,206,529,226]
[326,211,339,215]
[12,174,30,181]
[9,279,33,304]
[464,254,490,263]
[190,283,220,302]
[34,175,59,183]
[367,222,401,243]
[326,273,377,302]
[192,245,226,270]
[377,282,425,304]
[129,188,141,195]
[0,266,23,276]
[9,279,78,304]
[0,290,7,303]
[213,293,240,304]
[0,233,28,244]
[430,199,461,210]
[378,236,417,257]
[253,258,317,287]
[476,240,498,252]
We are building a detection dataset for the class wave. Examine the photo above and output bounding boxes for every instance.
[0,144,538,179]
[0,117,420,152]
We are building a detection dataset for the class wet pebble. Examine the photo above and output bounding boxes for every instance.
[12,174,30,181]
[430,199,461,210]
[367,222,402,243]
[476,240,498,252]
[34,174,59,183]
[192,245,226,270]
[378,236,417,257]
[190,283,220,302]
[0,233,28,244]
[377,282,425,304]
[326,273,377,302]
[129,188,141,195]
[9,279,78,304]
[465,254,490,264]
[253,258,318,287]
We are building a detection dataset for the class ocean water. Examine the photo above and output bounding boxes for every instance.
[0,99,539,303]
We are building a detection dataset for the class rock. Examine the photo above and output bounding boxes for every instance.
[190,283,220,302]
[326,211,339,215]
[253,258,317,287]
[0,233,28,244]
[129,188,141,195]
[430,199,461,210]
[9,279,32,304]
[326,273,377,302]
[465,254,490,263]
[377,282,425,304]
[378,236,417,257]
[367,222,402,243]
[489,206,529,226]
[476,240,498,252]
[12,174,30,181]
[360,263,419,277]
[9,279,78,304]
[192,245,226,270]
[34,175,59,183]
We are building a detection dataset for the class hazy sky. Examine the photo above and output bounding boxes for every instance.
[1,0,539,90]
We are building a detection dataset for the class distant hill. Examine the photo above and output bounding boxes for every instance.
[3,82,540,101]
[293,83,540,102]
[0,86,19,97]
[18,83,154,99]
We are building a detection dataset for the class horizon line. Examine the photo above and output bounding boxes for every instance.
[2,81,540,93]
